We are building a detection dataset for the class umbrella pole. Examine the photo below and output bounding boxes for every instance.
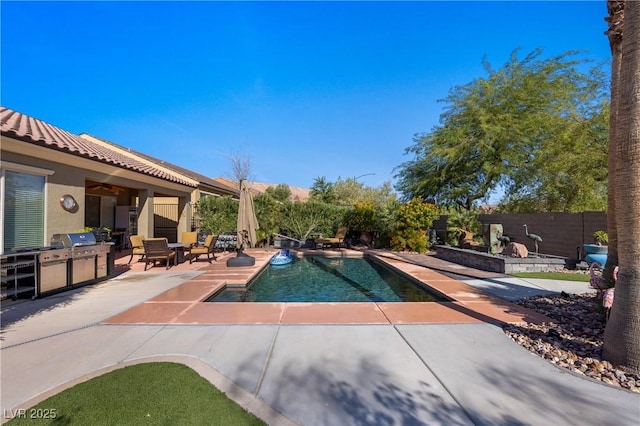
[236,230,250,257]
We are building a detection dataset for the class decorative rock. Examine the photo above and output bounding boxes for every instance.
[502,291,639,393]
[504,242,528,258]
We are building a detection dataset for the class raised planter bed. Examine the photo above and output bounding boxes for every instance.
[435,245,571,274]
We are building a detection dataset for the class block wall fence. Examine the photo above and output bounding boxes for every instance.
[433,212,607,260]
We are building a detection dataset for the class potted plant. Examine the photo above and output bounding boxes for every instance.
[584,230,608,265]
[79,226,112,242]
[593,230,608,246]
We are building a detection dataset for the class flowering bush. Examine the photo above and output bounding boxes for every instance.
[344,202,377,233]
[390,199,439,253]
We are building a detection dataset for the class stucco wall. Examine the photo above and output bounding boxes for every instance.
[2,151,195,246]
[2,152,86,243]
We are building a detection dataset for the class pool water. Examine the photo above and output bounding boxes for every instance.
[208,256,447,303]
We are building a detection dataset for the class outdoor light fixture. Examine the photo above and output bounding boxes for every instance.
[354,173,375,181]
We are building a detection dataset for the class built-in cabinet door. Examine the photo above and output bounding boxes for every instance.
[40,261,68,292]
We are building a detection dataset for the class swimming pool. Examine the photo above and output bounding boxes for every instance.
[207,256,448,303]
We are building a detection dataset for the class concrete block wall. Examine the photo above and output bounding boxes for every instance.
[476,212,607,259]
[583,212,608,243]
[435,245,569,273]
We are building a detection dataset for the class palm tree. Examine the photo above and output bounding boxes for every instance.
[603,0,640,375]
[603,0,624,284]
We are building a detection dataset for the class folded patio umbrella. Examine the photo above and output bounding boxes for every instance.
[237,179,259,250]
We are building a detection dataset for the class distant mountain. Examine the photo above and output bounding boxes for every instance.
[213,177,310,202]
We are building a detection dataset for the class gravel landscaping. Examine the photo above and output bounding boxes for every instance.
[503,291,639,393]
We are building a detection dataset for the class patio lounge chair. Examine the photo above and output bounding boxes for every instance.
[128,234,146,264]
[142,237,176,270]
[189,234,218,263]
[316,226,348,249]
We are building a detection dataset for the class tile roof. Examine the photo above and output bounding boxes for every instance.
[0,106,196,187]
[80,133,238,197]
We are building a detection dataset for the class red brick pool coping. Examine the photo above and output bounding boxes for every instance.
[103,249,551,326]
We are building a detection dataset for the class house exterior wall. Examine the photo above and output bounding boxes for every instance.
[2,151,86,243]
[1,107,231,252]
[2,138,195,248]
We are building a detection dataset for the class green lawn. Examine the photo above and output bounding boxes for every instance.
[510,271,590,282]
[6,362,267,425]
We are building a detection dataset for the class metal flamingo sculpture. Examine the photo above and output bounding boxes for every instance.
[497,234,511,248]
[523,224,542,254]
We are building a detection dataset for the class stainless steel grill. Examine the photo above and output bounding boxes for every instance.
[51,232,99,285]
[94,245,110,278]
[39,247,71,293]
[51,232,97,248]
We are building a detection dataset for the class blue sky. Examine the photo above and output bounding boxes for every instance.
[1,1,611,191]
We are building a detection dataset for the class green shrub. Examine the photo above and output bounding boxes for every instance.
[279,200,347,241]
[344,202,377,246]
[390,199,439,253]
[443,208,481,246]
[195,195,237,235]
[344,202,377,233]
[254,193,282,245]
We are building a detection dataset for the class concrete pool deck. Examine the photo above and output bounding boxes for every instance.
[1,248,638,425]
[101,248,552,326]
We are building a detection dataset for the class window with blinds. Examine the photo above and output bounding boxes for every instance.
[3,170,45,250]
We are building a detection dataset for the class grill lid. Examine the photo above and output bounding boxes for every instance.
[51,232,97,248]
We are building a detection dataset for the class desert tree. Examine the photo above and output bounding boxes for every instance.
[225,150,252,184]
[395,49,609,212]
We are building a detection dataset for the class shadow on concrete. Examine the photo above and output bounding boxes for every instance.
[461,278,558,301]
[0,286,93,340]
[251,351,616,426]
[254,344,638,425]
[257,357,474,425]
[475,362,640,425]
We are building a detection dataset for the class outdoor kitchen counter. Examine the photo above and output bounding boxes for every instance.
[1,249,40,300]
[1,240,117,301]
[1,248,46,256]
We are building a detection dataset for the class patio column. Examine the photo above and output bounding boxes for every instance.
[137,189,155,238]
[177,196,190,236]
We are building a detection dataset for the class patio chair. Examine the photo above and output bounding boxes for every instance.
[128,234,146,264]
[180,231,198,260]
[142,238,176,270]
[189,234,218,263]
[316,226,348,249]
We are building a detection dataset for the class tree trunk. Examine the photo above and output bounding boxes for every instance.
[603,0,640,375]
[604,0,624,284]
